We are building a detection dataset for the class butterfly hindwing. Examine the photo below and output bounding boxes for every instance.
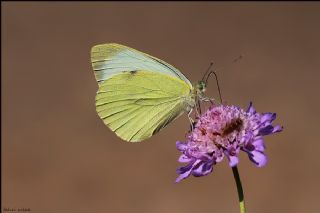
[95,71,192,142]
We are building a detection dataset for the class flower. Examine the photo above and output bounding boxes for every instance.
[175,102,282,182]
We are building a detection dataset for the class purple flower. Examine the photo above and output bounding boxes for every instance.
[176,102,282,182]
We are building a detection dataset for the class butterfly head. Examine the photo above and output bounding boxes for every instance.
[194,80,207,95]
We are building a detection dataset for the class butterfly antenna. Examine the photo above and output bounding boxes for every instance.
[205,70,223,103]
[202,62,214,81]
[204,55,243,103]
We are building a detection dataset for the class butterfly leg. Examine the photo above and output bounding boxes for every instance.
[199,96,216,105]
[195,103,201,117]
[187,109,195,131]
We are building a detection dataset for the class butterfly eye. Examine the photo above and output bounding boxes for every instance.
[197,81,206,92]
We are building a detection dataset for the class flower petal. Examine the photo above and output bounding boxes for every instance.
[178,154,192,163]
[175,172,191,183]
[258,125,274,136]
[272,125,283,133]
[176,162,193,174]
[176,167,193,183]
[248,150,267,167]
[247,102,256,114]
[176,141,187,151]
[214,149,225,162]
[192,161,214,177]
[261,113,276,124]
[252,138,265,152]
[175,160,200,183]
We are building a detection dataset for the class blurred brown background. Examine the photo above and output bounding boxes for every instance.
[2,2,320,213]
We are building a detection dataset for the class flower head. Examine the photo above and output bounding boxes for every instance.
[176,102,282,182]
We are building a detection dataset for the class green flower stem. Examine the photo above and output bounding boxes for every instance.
[232,166,246,213]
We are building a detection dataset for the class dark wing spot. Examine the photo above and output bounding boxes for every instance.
[126,70,139,80]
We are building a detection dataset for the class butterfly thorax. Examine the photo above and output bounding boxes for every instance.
[183,81,207,112]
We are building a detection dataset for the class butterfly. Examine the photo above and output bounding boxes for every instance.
[91,43,214,142]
